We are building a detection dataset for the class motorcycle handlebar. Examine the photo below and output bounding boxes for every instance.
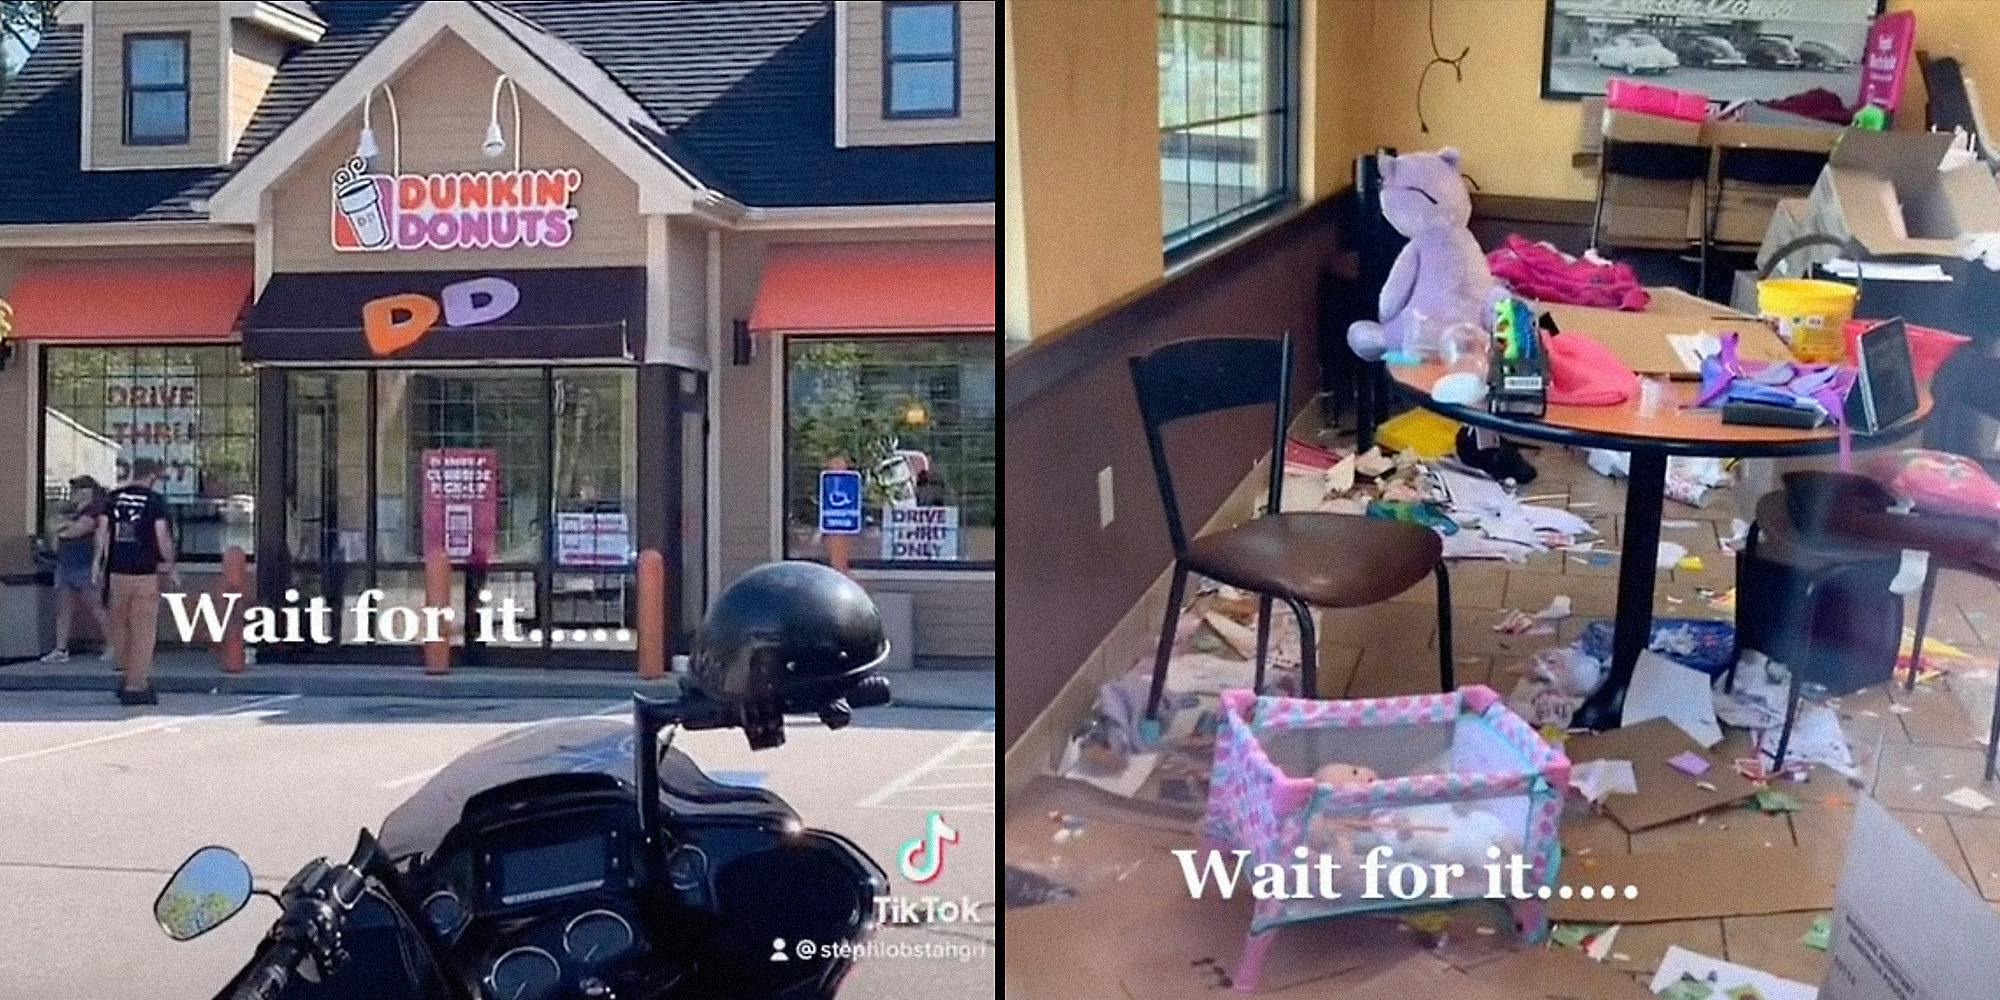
[229,938,304,1000]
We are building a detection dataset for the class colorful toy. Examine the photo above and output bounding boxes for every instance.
[1347,148,1505,364]
[1866,448,2000,521]
[1204,687,1569,992]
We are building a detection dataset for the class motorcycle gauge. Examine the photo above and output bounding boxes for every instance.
[564,909,635,964]
[485,945,561,1000]
[422,890,466,937]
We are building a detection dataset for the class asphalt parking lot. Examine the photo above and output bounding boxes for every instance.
[0,690,993,999]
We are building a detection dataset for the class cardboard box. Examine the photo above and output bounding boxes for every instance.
[1602,108,1703,145]
[1600,173,1698,247]
[1808,128,2000,259]
[1713,179,1808,246]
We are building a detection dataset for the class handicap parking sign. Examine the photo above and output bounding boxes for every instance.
[818,470,863,535]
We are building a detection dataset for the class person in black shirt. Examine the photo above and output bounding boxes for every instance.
[96,458,179,706]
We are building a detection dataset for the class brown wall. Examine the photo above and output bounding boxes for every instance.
[1003,198,1342,744]
[267,31,646,274]
[712,227,996,662]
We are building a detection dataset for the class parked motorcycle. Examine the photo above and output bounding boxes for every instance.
[153,562,894,1000]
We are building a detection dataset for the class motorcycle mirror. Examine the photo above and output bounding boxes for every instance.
[155,846,254,941]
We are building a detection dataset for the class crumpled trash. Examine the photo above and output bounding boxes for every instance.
[1572,759,1637,804]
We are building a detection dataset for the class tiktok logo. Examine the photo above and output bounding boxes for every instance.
[896,811,958,884]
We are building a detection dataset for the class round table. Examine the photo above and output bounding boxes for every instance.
[1388,361,1931,731]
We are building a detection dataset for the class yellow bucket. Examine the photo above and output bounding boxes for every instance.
[1757,278,1857,363]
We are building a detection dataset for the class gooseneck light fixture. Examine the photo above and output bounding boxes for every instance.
[356,83,400,173]
[485,74,523,172]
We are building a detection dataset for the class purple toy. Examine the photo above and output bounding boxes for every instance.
[1347,149,1506,363]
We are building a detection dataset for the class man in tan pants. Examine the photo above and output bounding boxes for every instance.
[96,458,179,706]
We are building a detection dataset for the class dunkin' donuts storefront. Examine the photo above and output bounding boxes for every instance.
[240,154,696,666]
[1,4,995,670]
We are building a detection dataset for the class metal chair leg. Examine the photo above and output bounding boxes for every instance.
[1253,594,1275,695]
[1435,562,1455,691]
[1907,563,1939,692]
[1987,646,2000,783]
[1283,595,1319,700]
[1724,524,1762,696]
[1145,563,1191,720]
[1771,578,1820,771]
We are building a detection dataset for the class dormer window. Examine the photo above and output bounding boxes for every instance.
[884,1,958,119]
[123,32,190,146]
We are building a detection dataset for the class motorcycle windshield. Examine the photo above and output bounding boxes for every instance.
[377,716,632,862]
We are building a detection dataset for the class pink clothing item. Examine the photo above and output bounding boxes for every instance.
[1542,330,1640,406]
[1488,235,1651,312]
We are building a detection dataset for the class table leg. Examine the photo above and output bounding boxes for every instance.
[1572,449,1668,732]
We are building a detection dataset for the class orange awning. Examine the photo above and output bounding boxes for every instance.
[5,259,251,343]
[748,240,994,335]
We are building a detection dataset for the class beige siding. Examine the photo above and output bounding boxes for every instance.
[713,229,995,661]
[227,22,289,154]
[267,32,645,273]
[0,259,31,573]
[665,220,709,363]
[844,1,996,147]
[90,2,226,169]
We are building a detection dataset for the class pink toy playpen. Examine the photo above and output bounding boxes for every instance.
[1204,686,1570,991]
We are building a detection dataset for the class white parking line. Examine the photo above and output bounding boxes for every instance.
[0,693,301,767]
[857,719,996,810]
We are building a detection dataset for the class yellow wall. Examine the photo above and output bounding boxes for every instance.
[1006,0,1162,341]
[1007,0,2000,341]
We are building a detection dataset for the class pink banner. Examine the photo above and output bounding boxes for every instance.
[1859,10,1916,113]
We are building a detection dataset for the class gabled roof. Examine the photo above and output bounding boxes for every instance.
[0,1,994,227]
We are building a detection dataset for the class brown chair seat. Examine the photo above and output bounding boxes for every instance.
[1184,512,1442,608]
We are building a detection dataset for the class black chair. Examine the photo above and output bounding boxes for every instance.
[1592,137,1711,294]
[1128,332,1455,719]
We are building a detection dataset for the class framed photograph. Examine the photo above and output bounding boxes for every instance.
[1542,0,1886,103]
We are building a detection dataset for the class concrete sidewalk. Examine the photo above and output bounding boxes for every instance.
[0,651,994,711]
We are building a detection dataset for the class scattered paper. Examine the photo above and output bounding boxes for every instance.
[1755,704,1859,781]
[1754,789,1802,814]
[1626,650,1724,748]
[1326,454,1357,495]
[1280,472,1328,512]
[1944,787,1995,812]
[1648,946,1818,1000]
[1801,915,1831,952]
[1656,541,1688,570]
[1520,504,1594,537]
[1057,744,1159,799]
[1668,751,1712,777]
[1583,922,1621,963]
[1572,759,1639,804]
[1354,447,1395,478]
[1661,519,1699,529]
[1667,332,1723,373]
[1825,258,1951,282]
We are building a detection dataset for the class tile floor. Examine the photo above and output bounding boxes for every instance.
[1009,438,2000,992]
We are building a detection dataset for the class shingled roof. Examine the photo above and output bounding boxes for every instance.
[0,1,994,225]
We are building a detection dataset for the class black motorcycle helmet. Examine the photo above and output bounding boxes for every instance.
[692,561,889,747]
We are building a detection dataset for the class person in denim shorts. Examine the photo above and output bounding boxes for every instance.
[42,476,113,665]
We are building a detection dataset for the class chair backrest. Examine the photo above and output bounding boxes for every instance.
[1128,334,1293,553]
[1600,138,1709,181]
[1716,145,1827,188]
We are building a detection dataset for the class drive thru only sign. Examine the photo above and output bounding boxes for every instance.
[819,469,863,535]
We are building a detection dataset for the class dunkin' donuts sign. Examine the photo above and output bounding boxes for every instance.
[331,156,581,253]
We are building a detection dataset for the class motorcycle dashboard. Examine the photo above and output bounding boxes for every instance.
[470,805,639,915]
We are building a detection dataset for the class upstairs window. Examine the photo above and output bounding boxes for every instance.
[1158,0,1299,255]
[884,1,959,119]
[123,33,190,146]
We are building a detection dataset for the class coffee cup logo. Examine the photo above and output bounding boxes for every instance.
[331,156,582,254]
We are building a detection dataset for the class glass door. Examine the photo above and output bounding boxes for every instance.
[672,369,707,652]
[284,372,369,649]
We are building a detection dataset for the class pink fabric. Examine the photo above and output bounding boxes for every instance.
[1866,449,2000,521]
[1542,330,1640,406]
[1487,235,1651,312]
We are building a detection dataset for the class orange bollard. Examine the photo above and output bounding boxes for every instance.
[636,550,666,680]
[826,457,854,578]
[220,545,248,674]
[424,547,451,674]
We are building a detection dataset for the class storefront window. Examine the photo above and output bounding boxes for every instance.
[784,336,996,568]
[40,345,256,560]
